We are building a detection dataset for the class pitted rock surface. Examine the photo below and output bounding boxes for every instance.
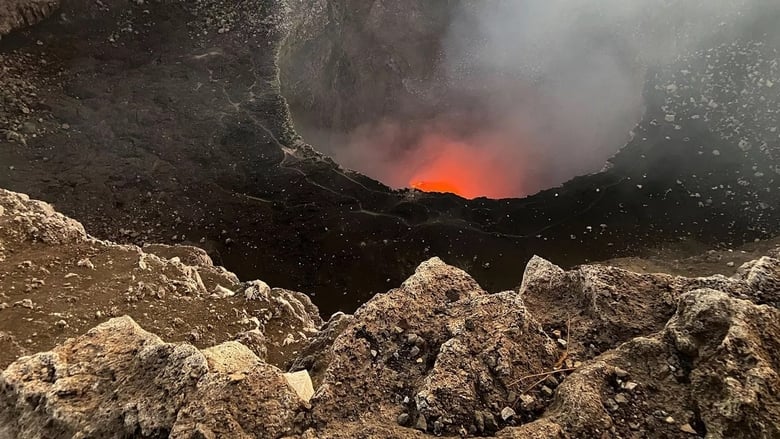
[0,317,306,438]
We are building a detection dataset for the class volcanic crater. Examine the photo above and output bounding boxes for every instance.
[1,0,780,438]
[2,0,779,316]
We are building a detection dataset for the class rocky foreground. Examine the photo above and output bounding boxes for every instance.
[1,189,779,438]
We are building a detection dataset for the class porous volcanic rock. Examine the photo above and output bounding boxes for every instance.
[499,289,780,438]
[310,258,559,435]
[0,316,307,438]
[518,253,780,357]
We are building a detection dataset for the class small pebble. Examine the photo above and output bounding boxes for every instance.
[500,407,515,421]
[518,394,535,410]
[614,367,629,378]
[623,381,639,391]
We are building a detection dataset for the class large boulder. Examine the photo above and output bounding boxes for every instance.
[311,258,559,435]
[0,316,307,438]
[518,254,779,357]
[500,289,780,438]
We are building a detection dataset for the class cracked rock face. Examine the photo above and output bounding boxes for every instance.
[0,0,59,37]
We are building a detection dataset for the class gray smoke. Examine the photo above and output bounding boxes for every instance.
[330,0,774,198]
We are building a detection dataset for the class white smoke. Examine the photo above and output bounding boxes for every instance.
[320,0,774,197]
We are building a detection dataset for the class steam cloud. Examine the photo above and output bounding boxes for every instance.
[319,0,772,198]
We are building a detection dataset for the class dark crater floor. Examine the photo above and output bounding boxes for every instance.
[1,0,779,316]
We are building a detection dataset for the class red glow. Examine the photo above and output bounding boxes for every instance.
[410,180,463,195]
[407,135,517,199]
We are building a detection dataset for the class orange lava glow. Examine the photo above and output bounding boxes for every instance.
[407,136,517,199]
[410,180,463,195]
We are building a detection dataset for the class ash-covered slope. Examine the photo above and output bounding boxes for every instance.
[0,0,778,317]
[1,189,779,438]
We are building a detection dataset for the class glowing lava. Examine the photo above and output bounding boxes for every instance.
[410,180,463,195]
[407,135,517,199]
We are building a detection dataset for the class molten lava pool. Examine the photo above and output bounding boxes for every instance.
[407,135,517,199]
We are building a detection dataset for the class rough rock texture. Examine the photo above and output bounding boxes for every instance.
[311,258,559,435]
[499,289,780,438]
[519,254,780,357]
[0,188,321,369]
[0,0,58,37]
[0,316,307,438]
[1,189,780,438]
[290,311,355,387]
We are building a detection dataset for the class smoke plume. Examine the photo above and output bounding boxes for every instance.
[314,0,773,198]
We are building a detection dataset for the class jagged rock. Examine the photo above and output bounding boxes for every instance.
[501,289,780,438]
[0,189,86,245]
[518,254,779,356]
[0,317,306,439]
[143,243,237,281]
[290,311,355,387]
[244,279,272,300]
[734,256,780,307]
[0,188,321,370]
[202,341,261,374]
[234,329,269,361]
[0,0,59,37]
[284,370,315,403]
[244,280,323,338]
[0,316,206,437]
[311,258,558,435]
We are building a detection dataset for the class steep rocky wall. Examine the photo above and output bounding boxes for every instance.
[0,0,59,37]
[280,0,457,135]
